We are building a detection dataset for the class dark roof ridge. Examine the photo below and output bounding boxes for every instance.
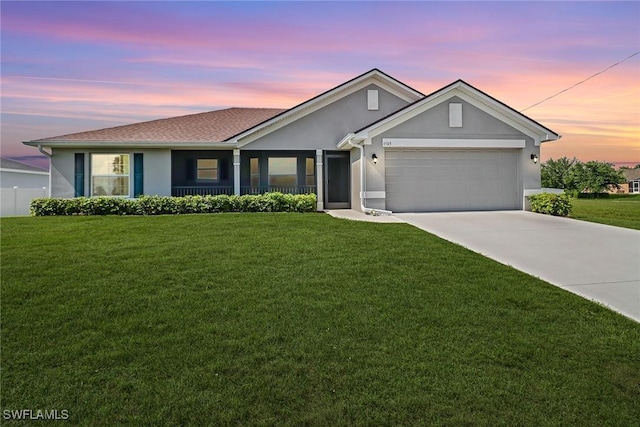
[453,79,559,138]
[354,79,559,138]
[225,68,424,141]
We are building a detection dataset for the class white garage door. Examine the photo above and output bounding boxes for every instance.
[385,149,520,212]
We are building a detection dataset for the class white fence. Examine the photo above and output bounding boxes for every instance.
[541,188,565,194]
[1,187,49,217]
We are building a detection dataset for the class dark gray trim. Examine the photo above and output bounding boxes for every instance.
[74,153,84,197]
[133,153,143,197]
[324,151,350,209]
[240,150,316,192]
[171,150,233,189]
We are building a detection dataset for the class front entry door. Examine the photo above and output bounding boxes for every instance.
[324,152,350,209]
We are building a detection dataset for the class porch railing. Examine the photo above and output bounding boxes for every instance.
[172,186,317,196]
[241,186,317,195]
[171,186,234,197]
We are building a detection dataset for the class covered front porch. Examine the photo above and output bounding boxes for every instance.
[170,149,348,210]
[171,150,234,196]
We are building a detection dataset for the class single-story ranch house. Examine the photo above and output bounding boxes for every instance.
[24,69,560,213]
[0,157,49,190]
[620,168,640,194]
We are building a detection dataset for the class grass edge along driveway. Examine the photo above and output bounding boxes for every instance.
[2,213,639,426]
[570,194,640,230]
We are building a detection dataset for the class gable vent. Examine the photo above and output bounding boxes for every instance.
[367,90,379,111]
[449,103,462,127]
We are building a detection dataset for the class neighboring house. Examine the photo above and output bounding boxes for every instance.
[1,157,49,188]
[0,157,50,216]
[23,69,560,213]
[619,169,640,194]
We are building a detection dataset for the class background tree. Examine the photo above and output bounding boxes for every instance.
[541,157,580,190]
[572,161,626,193]
[542,158,626,194]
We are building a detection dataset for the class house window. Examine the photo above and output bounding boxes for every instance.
[305,158,315,186]
[632,181,640,194]
[268,157,297,187]
[250,158,260,187]
[91,154,130,196]
[197,159,218,181]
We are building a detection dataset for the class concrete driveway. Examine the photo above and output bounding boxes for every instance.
[395,211,640,322]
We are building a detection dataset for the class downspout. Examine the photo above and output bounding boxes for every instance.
[37,145,52,157]
[37,145,52,197]
[347,138,392,215]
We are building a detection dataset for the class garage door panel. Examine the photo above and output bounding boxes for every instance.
[386,149,519,212]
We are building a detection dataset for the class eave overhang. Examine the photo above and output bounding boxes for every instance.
[232,69,424,148]
[23,140,236,150]
[346,80,561,147]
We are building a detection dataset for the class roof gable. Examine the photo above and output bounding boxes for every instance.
[344,79,560,147]
[232,68,424,147]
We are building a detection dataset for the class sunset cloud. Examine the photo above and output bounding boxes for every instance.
[1,1,638,163]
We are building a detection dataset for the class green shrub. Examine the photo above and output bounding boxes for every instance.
[529,192,572,216]
[294,193,317,212]
[30,192,317,216]
[137,196,178,215]
[207,194,232,213]
[30,198,63,216]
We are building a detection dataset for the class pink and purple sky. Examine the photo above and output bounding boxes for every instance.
[1,1,638,168]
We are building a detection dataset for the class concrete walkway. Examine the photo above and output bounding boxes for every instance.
[325,209,405,223]
[395,211,640,322]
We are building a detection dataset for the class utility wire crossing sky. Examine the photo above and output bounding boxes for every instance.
[521,51,640,112]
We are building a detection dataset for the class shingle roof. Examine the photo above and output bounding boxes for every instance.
[1,157,48,172]
[622,168,640,181]
[31,107,287,144]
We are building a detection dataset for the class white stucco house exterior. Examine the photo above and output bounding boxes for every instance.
[23,69,560,213]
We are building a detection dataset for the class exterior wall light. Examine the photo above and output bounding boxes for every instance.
[372,153,378,164]
[530,154,538,164]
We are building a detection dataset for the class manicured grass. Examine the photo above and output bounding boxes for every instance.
[570,194,640,230]
[2,214,639,425]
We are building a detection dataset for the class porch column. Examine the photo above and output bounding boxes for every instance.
[316,149,323,211]
[233,149,241,196]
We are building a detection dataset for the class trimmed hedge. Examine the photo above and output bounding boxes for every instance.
[30,193,317,216]
[529,192,572,216]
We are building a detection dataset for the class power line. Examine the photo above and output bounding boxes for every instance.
[521,51,640,112]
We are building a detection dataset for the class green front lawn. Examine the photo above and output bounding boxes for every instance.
[2,214,639,425]
[570,194,640,230]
